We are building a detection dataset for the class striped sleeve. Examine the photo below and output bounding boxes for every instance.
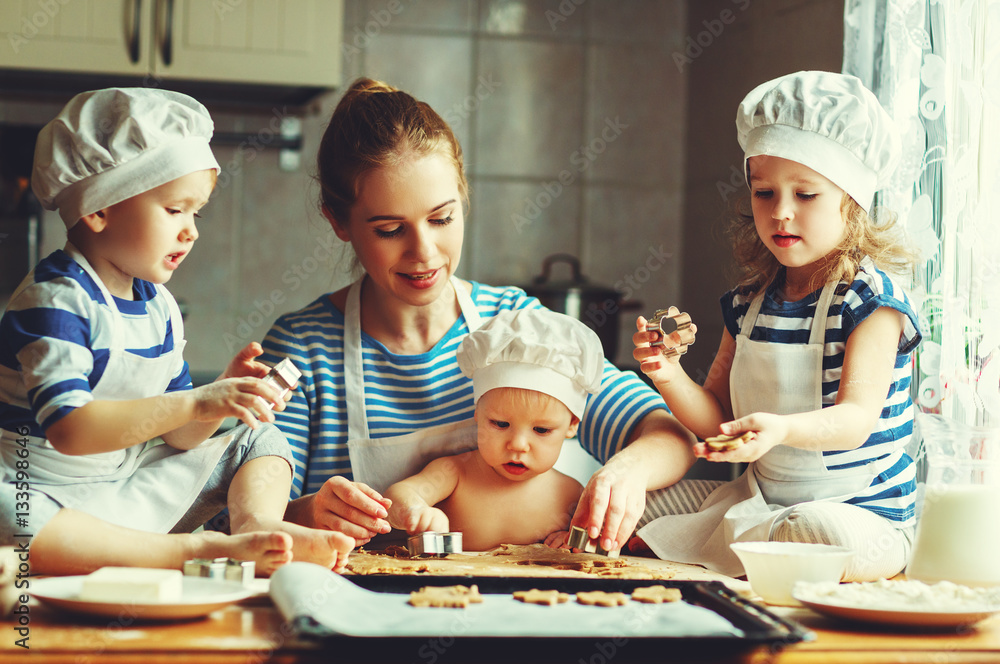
[2,277,98,431]
[841,260,922,354]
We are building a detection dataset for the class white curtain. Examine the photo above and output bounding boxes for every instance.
[844,0,1000,428]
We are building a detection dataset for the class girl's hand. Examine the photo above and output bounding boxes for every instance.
[693,413,787,463]
[632,311,697,386]
[310,476,392,545]
[190,377,286,428]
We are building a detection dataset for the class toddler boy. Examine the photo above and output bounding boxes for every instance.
[386,308,603,551]
[0,88,352,575]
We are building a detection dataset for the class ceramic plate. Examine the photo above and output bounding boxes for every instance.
[793,593,1000,629]
[30,575,254,621]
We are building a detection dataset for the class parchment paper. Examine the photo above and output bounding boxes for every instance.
[270,562,744,638]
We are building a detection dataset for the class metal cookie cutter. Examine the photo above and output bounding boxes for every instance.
[183,557,255,585]
[250,357,302,417]
[566,525,620,559]
[407,532,463,557]
[646,309,696,358]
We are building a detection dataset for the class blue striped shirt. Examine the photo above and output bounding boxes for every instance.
[260,282,667,497]
[0,249,191,440]
[721,257,922,527]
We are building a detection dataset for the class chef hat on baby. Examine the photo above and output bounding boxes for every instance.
[456,308,604,420]
[736,70,900,213]
[32,87,220,228]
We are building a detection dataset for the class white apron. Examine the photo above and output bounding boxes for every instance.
[639,281,884,576]
[22,243,233,533]
[346,277,481,495]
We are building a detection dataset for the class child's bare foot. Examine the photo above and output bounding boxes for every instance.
[235,517,355,573]
[192,530,293,576]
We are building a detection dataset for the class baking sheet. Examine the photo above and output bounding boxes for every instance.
[270,562,801,642]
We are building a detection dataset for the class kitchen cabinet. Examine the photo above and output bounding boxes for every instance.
[0,0,342,88]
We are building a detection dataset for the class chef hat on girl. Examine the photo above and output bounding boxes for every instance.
[32,87,220,228]
[735,70,900,213]
[456,308,604,420]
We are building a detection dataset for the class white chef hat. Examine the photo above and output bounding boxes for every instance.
[32,87,220,228]
[456,308,604,420]
[736,70,900,213]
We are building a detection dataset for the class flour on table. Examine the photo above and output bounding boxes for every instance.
[795,579,1000,612]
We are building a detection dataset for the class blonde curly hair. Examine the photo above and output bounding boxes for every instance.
[728,192,919,297]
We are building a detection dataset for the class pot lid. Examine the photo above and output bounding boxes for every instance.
[523,253,619,297]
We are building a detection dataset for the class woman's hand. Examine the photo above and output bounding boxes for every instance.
[308,476,392,545]
[632,310,697,387]
[692,413,786,463]
[571,450,651,553]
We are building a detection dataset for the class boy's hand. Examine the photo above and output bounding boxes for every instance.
[190,377,286,429]
[222,342,272,380]
[544,530,569,549]
[394,505,449,535]
[632,311,697,386]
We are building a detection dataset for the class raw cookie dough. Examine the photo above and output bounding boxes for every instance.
[409,584,484,608]
[513,589,571,606]
[631,586,683,604]
[576,591,630,607]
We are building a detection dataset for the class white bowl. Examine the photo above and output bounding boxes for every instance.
[730,541,854,606]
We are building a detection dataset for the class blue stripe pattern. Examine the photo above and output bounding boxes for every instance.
[721,257,922,528]
[0,249,192,438]
[260,282,667,497]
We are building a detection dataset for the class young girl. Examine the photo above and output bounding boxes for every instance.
[632,71,921,582]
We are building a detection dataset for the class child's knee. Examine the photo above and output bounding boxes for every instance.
[231,423,293,466]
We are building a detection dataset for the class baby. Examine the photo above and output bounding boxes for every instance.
[386,308,604,551]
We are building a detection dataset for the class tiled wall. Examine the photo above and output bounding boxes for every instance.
[6,0,842,381]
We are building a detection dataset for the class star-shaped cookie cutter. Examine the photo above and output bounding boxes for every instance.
[646,309,696,358]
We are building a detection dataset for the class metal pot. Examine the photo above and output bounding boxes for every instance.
[521,253,642,361]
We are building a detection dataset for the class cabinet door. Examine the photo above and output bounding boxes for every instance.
[0,0,149,75]
[154,0,342,88]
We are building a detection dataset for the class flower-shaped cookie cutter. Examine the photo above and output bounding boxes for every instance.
[646,309,696,358]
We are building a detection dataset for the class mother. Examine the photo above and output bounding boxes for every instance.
[261,78,696,553]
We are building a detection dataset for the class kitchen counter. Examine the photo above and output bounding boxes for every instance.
[6,548,1000,663]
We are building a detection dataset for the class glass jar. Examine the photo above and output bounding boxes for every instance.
[906,414,1000,586]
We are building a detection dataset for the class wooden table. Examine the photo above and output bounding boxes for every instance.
[6,601,1000,663]
[5,551,1000,664]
